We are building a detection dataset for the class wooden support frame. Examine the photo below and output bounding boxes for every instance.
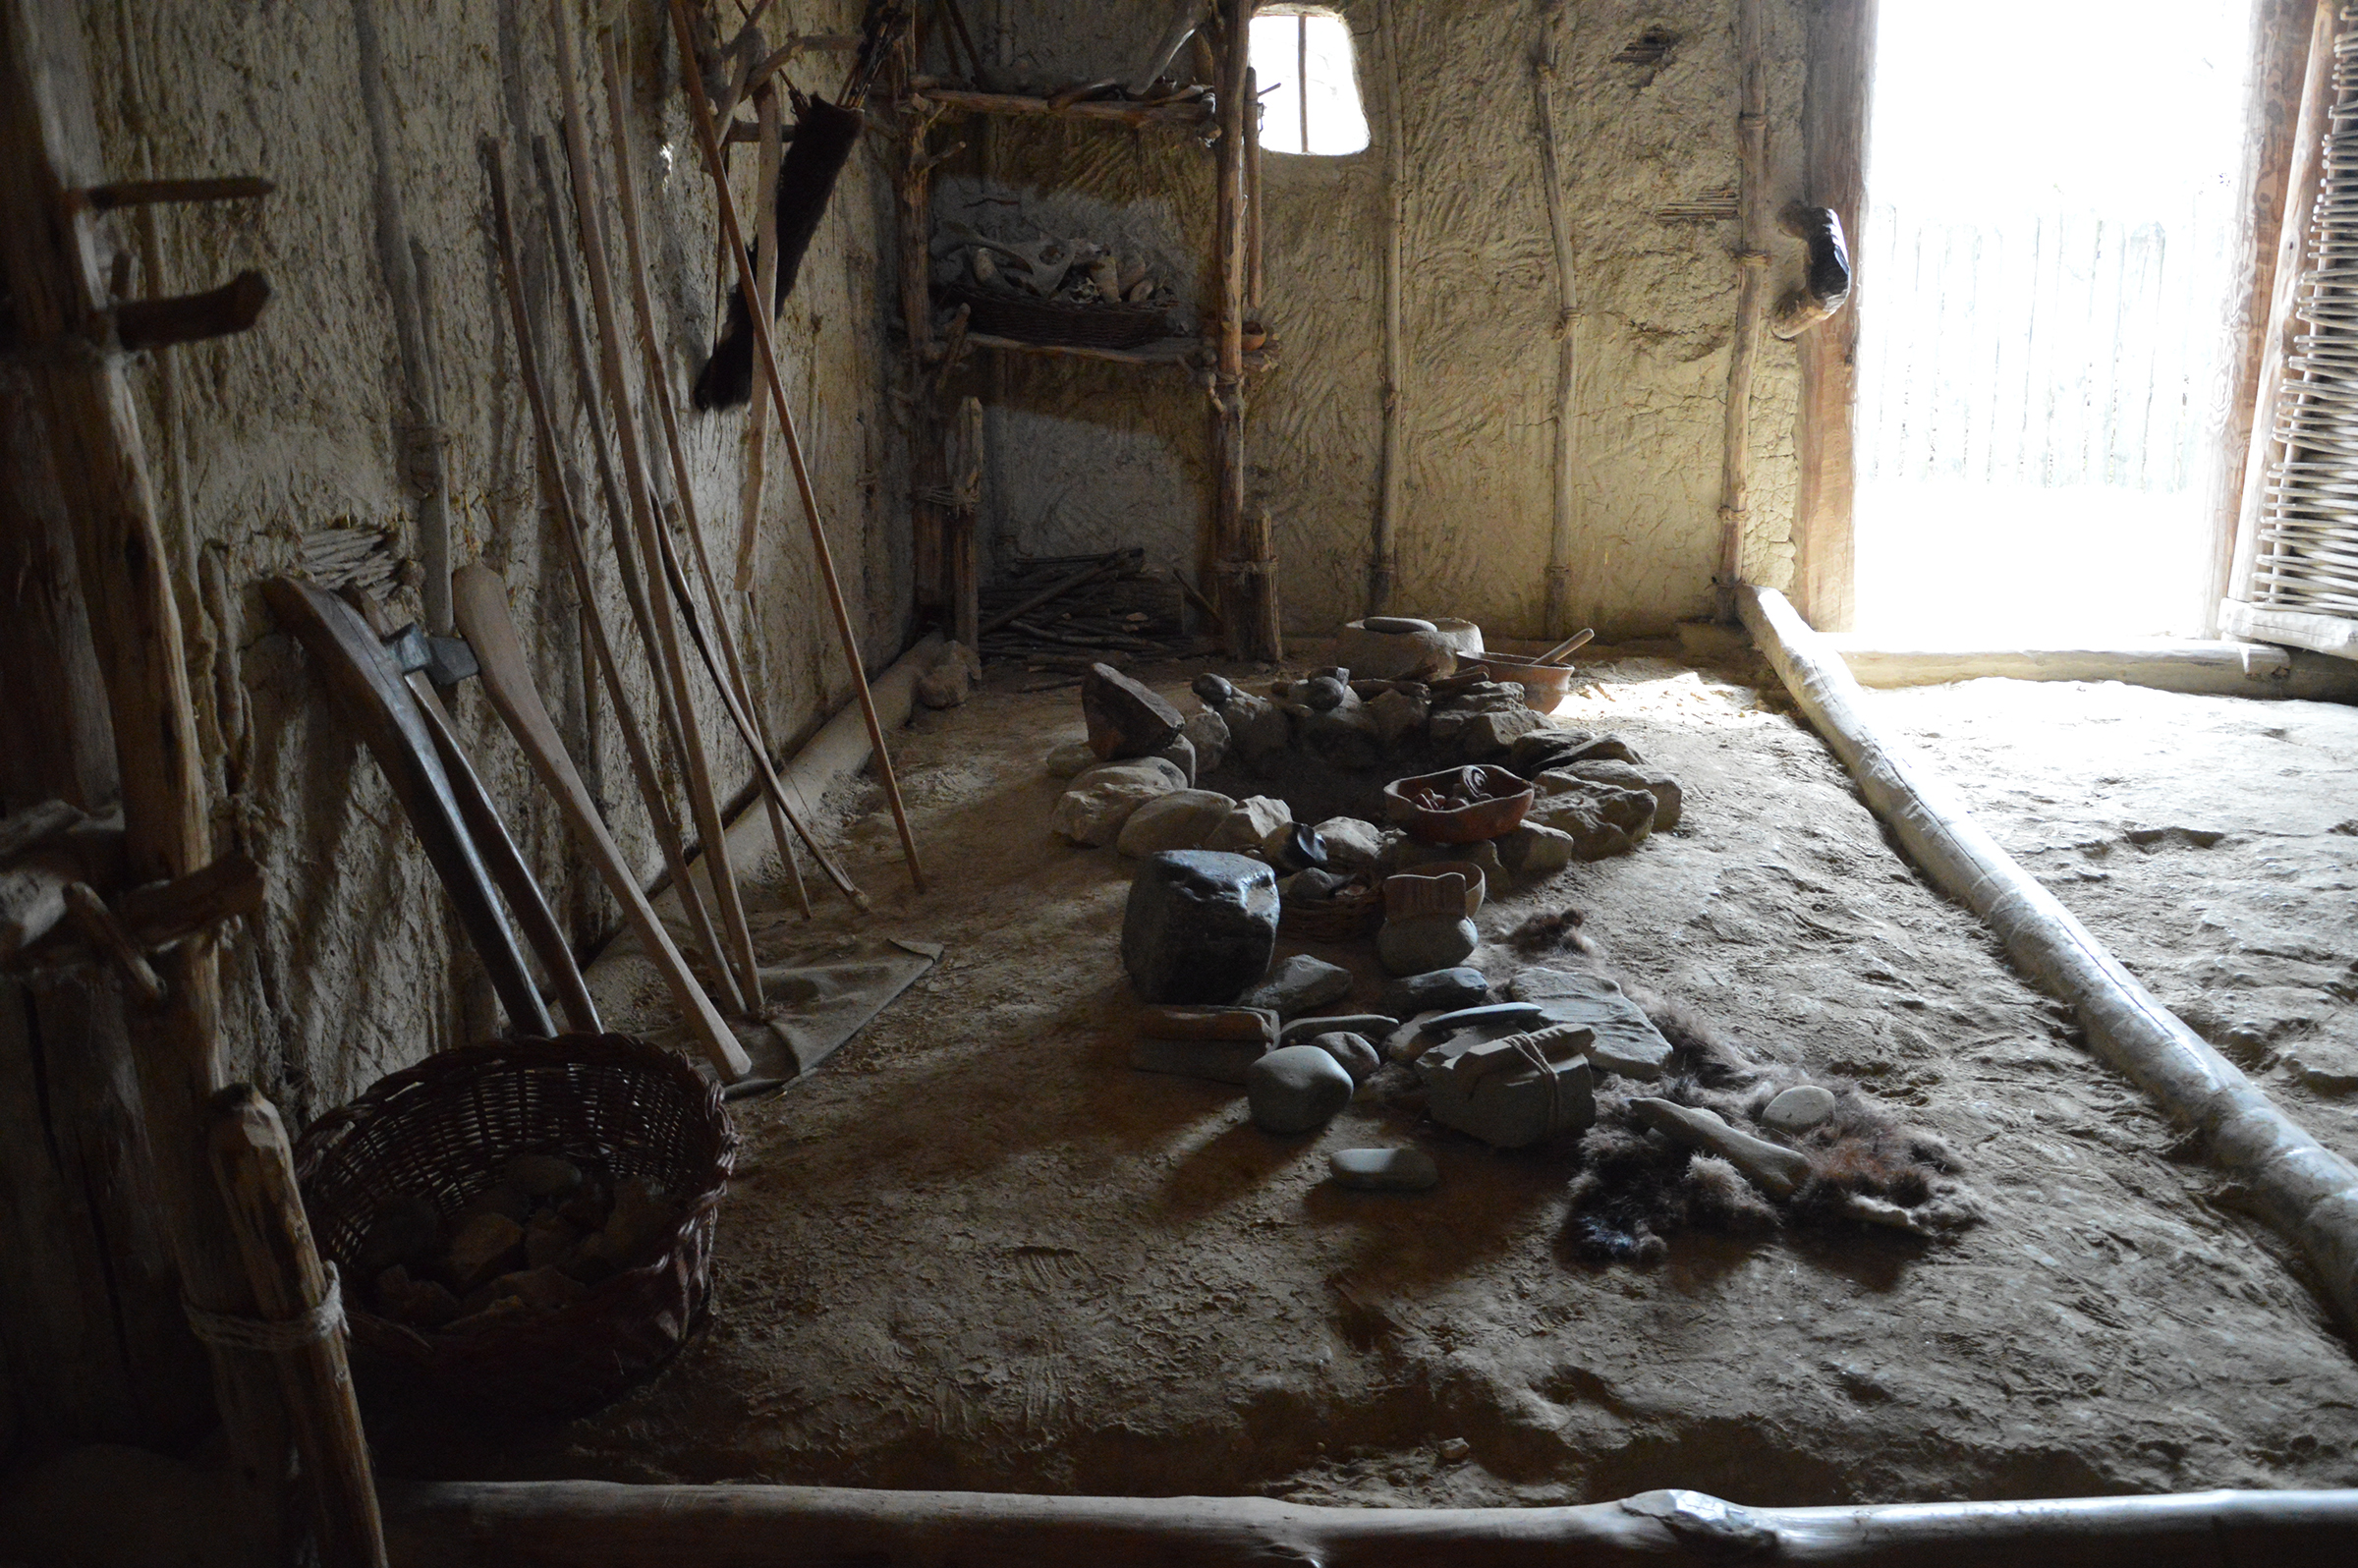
[1789,1,1875,632]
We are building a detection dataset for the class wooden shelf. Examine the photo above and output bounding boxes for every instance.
[960,331,1273,373]
[906,82,1215,130]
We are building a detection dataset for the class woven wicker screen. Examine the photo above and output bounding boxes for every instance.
[2231,6,2358,658]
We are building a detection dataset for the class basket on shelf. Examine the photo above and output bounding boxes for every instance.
[292,1033,737,1422]
[1279,877,1384,941]
[937,282,1177,349]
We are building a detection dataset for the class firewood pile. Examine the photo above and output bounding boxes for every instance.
[978,549,1200,670]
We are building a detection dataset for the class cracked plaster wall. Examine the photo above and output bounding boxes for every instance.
[951,0,1808,640]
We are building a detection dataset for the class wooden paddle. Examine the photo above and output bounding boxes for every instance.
[261,577,554,1037]
[451,565,751,1081]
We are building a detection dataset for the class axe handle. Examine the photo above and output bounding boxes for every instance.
[262,577,554,1038]
[452,565,752,1081]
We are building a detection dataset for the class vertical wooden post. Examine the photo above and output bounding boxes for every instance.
[901,93,947,629]
[2215,0,2333,629]
[0,0,295,1551]
[949,397,983,650]
[207,1088,387,1568]
[1715,0,1771,621]
[734,83,784,596]
[1370,0,1408,619]
[1211,0,1277,658]
[1534,0,1579,639]
[1791,0,1878,632]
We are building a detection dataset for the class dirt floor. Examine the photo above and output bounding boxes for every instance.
[378,650,2358,1505]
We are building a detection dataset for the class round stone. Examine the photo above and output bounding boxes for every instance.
[1305,1031,1380,1085]
[1328,1147,1439,1192]
[1192,672,1236,705]
[1761,1084,1837,1134]
[1247,1045,1355,1134]
[1302,675,1348,711]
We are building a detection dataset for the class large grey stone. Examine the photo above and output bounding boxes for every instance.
[1083,663,1183,759]
[1207,795,1293,856]
[1247,1044,1355,1133]
[1452,706,1547,760]
[1305,703,1384,770]
[1376,967,1489,1019]
[1551,758,1683,831]
[1377,915,1479,976]
[1508,729,1640,776]
[1328,1147,1439,1192]
[1220,693,1294,768]
[1116,789,1237,858]
[1494,822,1575,881]
[1121,851,1280,1004]
[1183,708,1231,772]
[1418,1036,1594,1148]
[1278,1013,1400,1046]
[1240,954,1355,1018]
[1526,779,1656,861]
[1506,969,1675,1080]
[1051,758,1187,846]
[1365,687,1430,749]
[1313,816,1386,872]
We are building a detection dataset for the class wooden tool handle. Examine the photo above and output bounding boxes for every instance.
[263,577,554,1037]
[451,565,751,1080]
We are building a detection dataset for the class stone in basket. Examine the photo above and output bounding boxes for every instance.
[293,1033,736,1421]
[1381,764,1536,844]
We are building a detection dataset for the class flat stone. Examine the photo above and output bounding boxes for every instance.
[1494,822,1575,880]
[1377,914,1479,976]
[1138,1005,1277,1042]
[1084,663,1184,759]
[1045,739,1097,778]
[1762,1084,1838,1134]
[1116,789,1237,857]
[1121,851,1279,1004]
[1628,1097,1812,1197]
[1363,616,1437,635]
[1279,1013,1400,1047]
[1526,779,1656,861]
[1183,708,1230,772]
[1313,816,1387,871]
[1192,673,1236,705]
[1446,1023,1592,1089]
[1051,758,1187,846]
[1207,794,1294,856]
[1376,967,1489,1018]
[1247,1044,1355,1133]
[1279,867,1347,900]
[1552,758,1683,830]
[1328,1147,1439,1191]
[1129,1036,1268,1085]
[1453,706,1547,760]
[1365,687,1430,749]
[1302,1030,1380,1084]
[1508,729,1640,776]
[1507,970,1675,1080]
[1418,1036,1594,1148]
[1240,954,1355,1018]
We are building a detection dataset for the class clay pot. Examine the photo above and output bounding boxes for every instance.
[1334,617,1454,681]
[1462,653,1575,714]
[1381,860,1487,918]
[1381,765,1535,845]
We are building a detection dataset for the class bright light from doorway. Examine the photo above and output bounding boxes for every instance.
[1249,8,1369,156]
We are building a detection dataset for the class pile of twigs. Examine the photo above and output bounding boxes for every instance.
[977,549,1198,669]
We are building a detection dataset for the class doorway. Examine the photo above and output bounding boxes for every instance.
[1852,0,2256,641]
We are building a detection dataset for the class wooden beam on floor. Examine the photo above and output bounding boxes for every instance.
[1742,585,2358,1342]
[382,1479,2358,1568]
[1822,637,2358,700]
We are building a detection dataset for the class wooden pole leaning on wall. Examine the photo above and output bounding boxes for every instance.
[1533,0,1580,640]
[527,135,744,1018]
[551,1,767,1002]
[1738,584,2358,1338]
[0,1,299,1545]
[665,0,927,893]
[597,36,814,920]
[205,1088,388,1568]
[384,1478,2358,1568]
[1369,0,1408,618]
[1208,0,1279,660]
[733,81,783,596]
[1714,0,1770,623]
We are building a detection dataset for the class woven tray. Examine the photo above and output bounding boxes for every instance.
[294,1034,737,1422]
[1280,879,1383,941]
[938,282,1176,349]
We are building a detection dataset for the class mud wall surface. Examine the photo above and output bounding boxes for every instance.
[73,0,908,1117]
[957,0,1807,641]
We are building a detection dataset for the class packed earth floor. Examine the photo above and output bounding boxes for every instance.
[375,647,2358,1503]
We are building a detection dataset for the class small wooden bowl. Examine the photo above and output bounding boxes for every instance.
[1382,764,1535,844]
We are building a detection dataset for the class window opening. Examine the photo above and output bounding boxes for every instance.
[1248,8,1368,157]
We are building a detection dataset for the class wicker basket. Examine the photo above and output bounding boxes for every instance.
[1280,879,1384,941]
[938,283,1177,349]
[293,1034,737,1421]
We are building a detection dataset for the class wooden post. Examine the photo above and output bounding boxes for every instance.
[1791,0,1877,632]
[1714,0,1770,622]
[206,1088,387,1568]
[949,396,983,650]
[901,93,947,629]
[2219,1,2335,625]
[733,82,784,596]
[1210,0,1276,659]
[1370,0,1407,618]
[1534,1,1579,639]
[0,0,296,1549]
